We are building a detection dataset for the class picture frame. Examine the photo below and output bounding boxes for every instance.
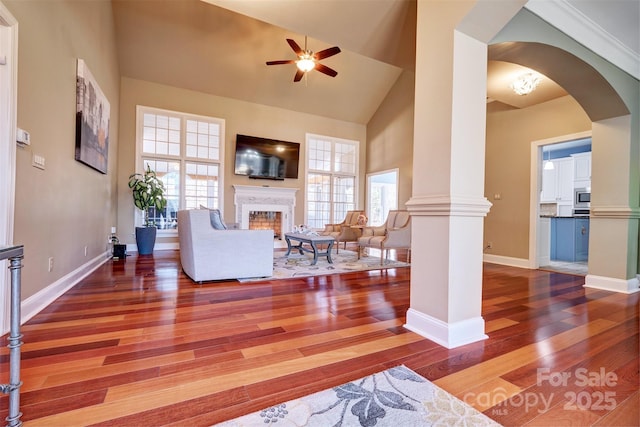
[75,58,110,174]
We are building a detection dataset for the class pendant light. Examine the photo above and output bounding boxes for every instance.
[543,148,554,170]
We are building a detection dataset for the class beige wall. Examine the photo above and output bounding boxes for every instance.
[117,77,367,247]
[366,70,415,209]
[484,95,591,259]
[6,0,120,299]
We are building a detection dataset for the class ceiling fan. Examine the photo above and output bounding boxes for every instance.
[266,37,341,82]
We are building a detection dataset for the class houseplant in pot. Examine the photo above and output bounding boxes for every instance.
[128,165,167,255]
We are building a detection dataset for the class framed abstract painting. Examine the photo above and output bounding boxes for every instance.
[75,58,110,174]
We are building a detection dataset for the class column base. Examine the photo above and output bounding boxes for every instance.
[584,274,640,294]
[404,308,488,349]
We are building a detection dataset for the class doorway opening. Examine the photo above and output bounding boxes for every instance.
[0,5,18,335]
[366,169,398,226]
[534,134,591,275]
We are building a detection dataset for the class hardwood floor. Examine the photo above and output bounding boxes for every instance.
[1,249,638,426]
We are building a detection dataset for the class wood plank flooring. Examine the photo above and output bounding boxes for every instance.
[0,249,637,426]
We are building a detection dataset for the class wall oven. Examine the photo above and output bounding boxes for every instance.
[575,188,591,208]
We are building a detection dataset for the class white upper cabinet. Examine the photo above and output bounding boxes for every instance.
[572,152,592,182]
[541,157,574,204]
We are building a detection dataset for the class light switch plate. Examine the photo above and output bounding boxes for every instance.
[32,154,45,170]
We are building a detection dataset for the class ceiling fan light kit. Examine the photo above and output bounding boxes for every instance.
[266,36,341,82]
[296,57,315,72]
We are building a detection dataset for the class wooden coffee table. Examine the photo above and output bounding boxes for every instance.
[284,233,335,265]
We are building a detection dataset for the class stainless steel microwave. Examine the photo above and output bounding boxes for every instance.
[575,188,591,208]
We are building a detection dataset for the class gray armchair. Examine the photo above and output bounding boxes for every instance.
[358,210,411,265]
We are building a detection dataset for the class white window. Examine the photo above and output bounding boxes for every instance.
[305,134,359,229]
[135,106,224,231]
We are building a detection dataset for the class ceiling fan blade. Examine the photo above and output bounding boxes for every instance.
[286,38,303,55]
[293,69,305,82]
[314,46,341,60]
[315,63,338,78]
[266,60,296,65]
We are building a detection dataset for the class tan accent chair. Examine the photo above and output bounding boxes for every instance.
[321,210,366,253]
[358,210,411,265]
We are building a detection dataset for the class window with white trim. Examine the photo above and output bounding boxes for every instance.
[136,106,224,231]
[306,134,359,229]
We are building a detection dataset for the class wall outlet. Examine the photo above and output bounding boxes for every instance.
[48,257,54,272]
[84,246,88,257]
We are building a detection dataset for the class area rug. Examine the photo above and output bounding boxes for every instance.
[215,365,501,426]
[239,250,409,282]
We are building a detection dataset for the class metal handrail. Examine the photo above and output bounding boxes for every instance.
[0,245,23,427]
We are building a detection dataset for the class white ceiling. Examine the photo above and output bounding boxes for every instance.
[111,0,639,125]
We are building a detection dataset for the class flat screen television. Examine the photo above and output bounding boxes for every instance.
[234,134,300,180]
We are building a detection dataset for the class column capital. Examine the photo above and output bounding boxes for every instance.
[406,195,492,217]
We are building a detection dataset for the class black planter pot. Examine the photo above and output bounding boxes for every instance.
[135,226,157,255]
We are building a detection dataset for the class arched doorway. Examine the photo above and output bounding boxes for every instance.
[406,2,639,349]
[488,17,638,294]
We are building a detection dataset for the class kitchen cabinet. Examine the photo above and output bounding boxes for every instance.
[541,157,574,215]
[539,217,551,265]
[572,152,591,182]
[550,217,589,262]
[574,218,589,261]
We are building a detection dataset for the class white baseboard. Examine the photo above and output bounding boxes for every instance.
[20,252,111,328]
[585,274,640,294]
[483,254,531,269]
[404,308,488,349]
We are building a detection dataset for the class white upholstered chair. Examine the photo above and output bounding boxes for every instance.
[177,209,273,282]
[320,210,366,253]
[357,210,411,265]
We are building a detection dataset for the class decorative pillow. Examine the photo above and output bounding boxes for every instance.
[357,214,368,226]
[200,206,227,230]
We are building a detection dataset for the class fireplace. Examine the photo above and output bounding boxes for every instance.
[233,185,298,240]
[249,211,282,238]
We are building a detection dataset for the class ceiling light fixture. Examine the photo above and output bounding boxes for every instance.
[510,72,541,96]
[543,147,554,170]
[296,55,315,72]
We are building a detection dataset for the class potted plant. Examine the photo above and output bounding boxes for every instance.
[128,165,167,255]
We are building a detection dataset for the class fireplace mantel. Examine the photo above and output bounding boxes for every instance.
[233,185,298,238]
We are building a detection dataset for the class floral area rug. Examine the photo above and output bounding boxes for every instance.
[239,250,409,282]
[215,365,501,426]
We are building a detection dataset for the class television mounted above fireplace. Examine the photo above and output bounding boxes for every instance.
[234,134,300,180]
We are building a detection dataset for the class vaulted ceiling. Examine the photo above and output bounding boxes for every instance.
[111,0,639,125]
[112,0,412,124]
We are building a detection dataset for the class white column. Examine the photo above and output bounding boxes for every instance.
[585,116,640,293]
[404,1,492,348]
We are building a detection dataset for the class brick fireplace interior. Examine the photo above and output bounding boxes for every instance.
[248,211,282,239]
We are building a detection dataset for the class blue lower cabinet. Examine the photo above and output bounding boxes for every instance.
[575,218,589,261]
[550,219,557,260]
[551,217,589,262]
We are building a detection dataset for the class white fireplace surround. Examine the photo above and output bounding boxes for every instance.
[233,185,298,239]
